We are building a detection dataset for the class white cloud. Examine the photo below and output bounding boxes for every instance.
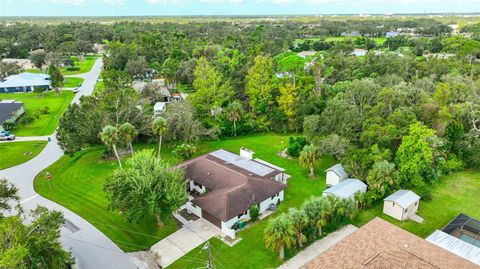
[146,0,183,4]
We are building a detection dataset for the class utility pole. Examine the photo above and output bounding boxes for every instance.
[207,241,213,269]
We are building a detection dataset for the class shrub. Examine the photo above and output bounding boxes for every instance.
[39,106,50,114]
[3,121,15,130]
[172,144,197,160]
[419,187,432,201]
[66,66,80,72]
[286,136,307,157]
[249,205,260,222]
[18,114,34,126]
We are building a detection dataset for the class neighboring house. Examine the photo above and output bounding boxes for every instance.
[426,214,480,265]
[383,190,420,221]
[322,178,367,200]
[1,58,35,70]
[353,48,368,57]
[0,73,51,93]
[179,148,287,239]
[325,163,348,187]
[302,218,478,269]
[0,100,25,128]
[385,31,400,38]
[297,51,316,58]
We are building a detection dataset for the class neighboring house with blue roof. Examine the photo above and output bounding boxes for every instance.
[0,72,51,93]
[325,163,348,187]
[322,178,367,200]
[383,190,420,221]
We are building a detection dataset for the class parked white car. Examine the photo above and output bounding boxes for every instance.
[0,131,15,141]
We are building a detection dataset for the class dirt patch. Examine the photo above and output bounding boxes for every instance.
[179,208,200,222]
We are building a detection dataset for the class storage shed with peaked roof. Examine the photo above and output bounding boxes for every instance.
[383,190,420,221]
[322,178,367,200]
[325,163,348,187]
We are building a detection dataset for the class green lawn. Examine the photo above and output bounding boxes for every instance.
[34,145,179,252]
[33,134,334,254]
[0,91,74,136]
[64,77,84,88]
[0,141,47,170]
[93,80,105,96]
[60,56,97,75]
[352,170,480,238]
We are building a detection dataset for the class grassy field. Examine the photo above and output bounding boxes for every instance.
[33,134,334,254]
[93,80,105,96]
[0,91,74,136]
[0,141,47,170]
[60,56,97,75]
[64,77,84,88]
[352,170,480,238]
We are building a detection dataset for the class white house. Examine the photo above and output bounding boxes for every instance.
[325,164,348,187]
[383,190,420,221]
[322,178,367,200]
[180,148,287,239]
[353,49,368,57]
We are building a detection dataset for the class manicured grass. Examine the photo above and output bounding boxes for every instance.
[24,69,44,74]
[352,170,480,238]
[0,91,74,136]
[34,145,178,252]
[60,56,97,75]
[34,134,335,254]
[0,141,47,170]
[93,80,105,96]
[63,77,84,88]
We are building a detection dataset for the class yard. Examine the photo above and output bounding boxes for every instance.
[33,134,334,254]
[60,56,98,75]
[0,141,47,170]
[64,77,84,88]
[0,91,74,136]
[32,133,480,268]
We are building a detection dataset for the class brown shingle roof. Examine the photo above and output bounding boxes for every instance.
[302,218,478,269]
[179,150,286,221]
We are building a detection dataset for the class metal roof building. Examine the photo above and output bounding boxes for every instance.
[323,178,367,200]
[384,190,420,209]
[426,214,480,265]
[0,72,51,93]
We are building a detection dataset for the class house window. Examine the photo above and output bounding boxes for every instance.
[415,201,418,206]
[404,208,408,213]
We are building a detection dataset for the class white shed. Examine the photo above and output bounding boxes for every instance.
[325,164,348,187]
[154,102,166,115]
[322,178,367,200]
[383,190,420,221]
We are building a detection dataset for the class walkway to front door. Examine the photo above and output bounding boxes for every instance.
[150,218,221,268]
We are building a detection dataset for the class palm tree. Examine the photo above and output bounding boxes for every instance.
[100,125,122,169]
[152,117,168,159]
[119,122,138,154]
[303,197,325,237]
[288,208,307,248]
[264,214,296,259]
[299,144,320,178]
[225,101,244,137]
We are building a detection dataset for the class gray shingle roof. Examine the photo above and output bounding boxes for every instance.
[0,102,23,125]
[384,190,420,209]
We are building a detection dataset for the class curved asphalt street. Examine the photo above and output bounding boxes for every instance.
[0,58,145,269]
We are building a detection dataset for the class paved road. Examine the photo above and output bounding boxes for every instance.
[0,58,145,269]
[0,135,49,143]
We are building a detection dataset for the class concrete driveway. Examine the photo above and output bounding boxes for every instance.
[0,58,145,269]
[151,218,221,267]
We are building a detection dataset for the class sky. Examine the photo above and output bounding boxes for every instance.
[1,0,480,16]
